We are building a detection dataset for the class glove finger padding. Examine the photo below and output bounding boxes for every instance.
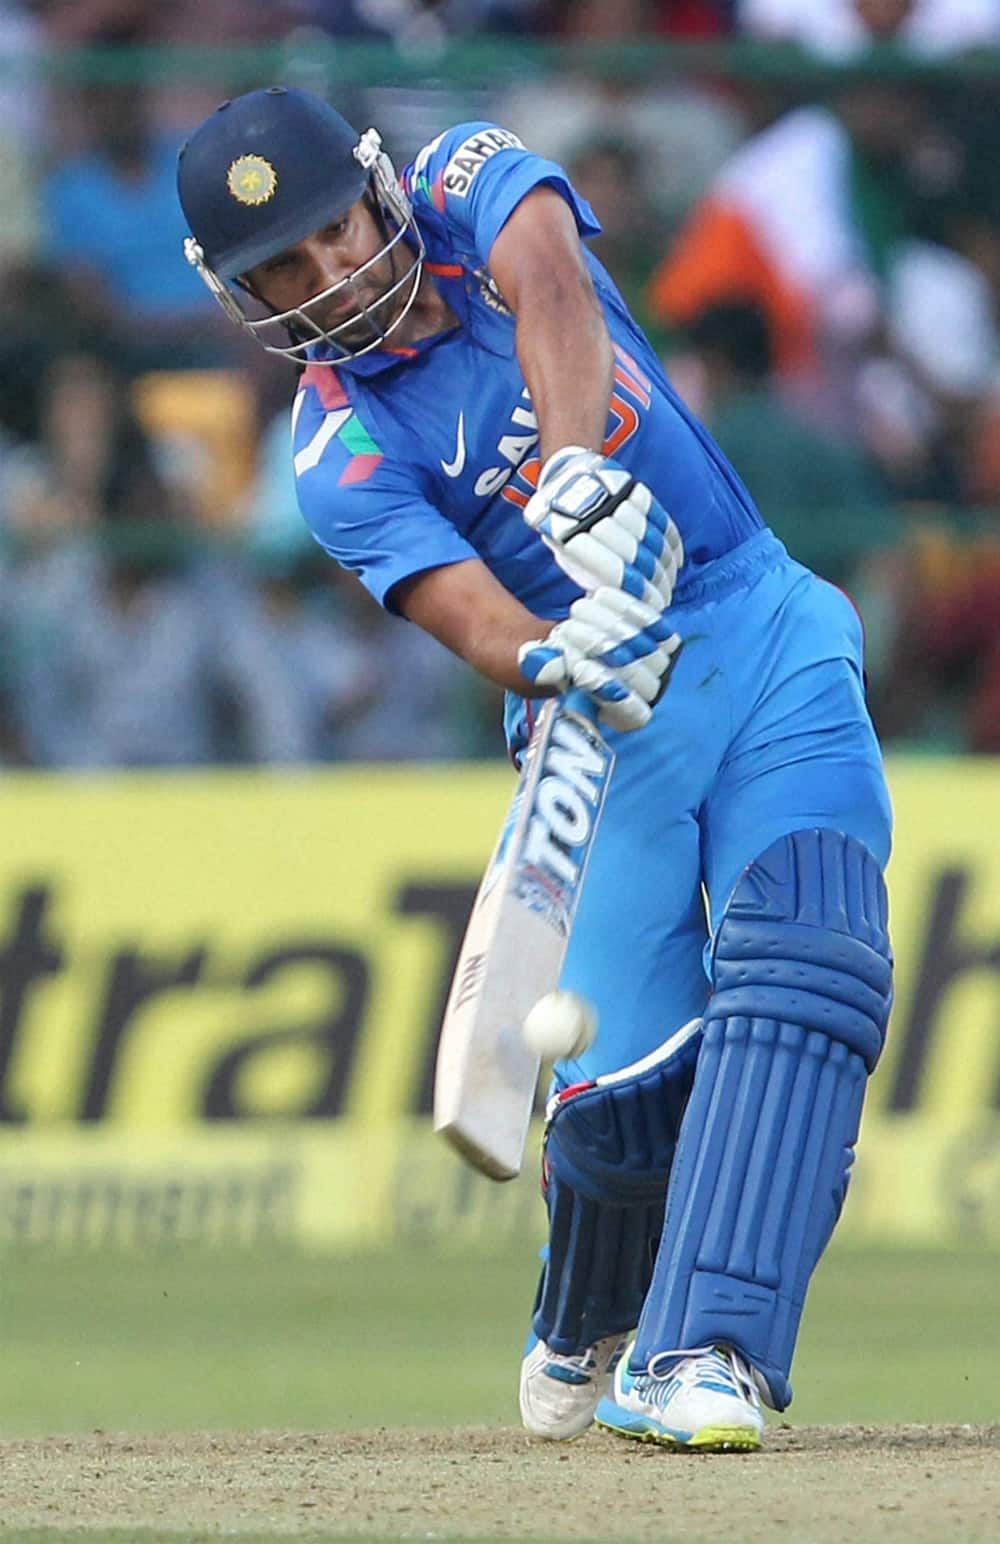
[546,528,679,613]
[551,610,677,681]
[518,586,683,732]
[566,592,681,675]
[567,588,671,638]
[569,659,651,731]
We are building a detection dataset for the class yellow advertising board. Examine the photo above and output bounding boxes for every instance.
[0,767,506,1127]
[870,759,1000,1123]
[0,758,996,1247]
[0,1115,996,1251]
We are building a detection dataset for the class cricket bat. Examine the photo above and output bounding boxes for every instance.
[433,689,615,1181]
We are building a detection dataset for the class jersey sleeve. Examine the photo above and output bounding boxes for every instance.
[403,122,602,265]
[292,385,477,611]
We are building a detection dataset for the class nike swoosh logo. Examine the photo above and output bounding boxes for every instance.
[440,411,466,478]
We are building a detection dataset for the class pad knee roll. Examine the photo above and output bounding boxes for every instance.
[631,829,892,1408]
[710,827,892,1072]
[532,1022,701,1354]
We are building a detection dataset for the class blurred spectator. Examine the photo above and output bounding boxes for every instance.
[650,1,735,34]
[546,0,640,29]
[2,477,483,766]
[37,0,285,42]
[914,131,1000,507]
[151,0,298,43]
[647,84,1000,500]
[9,18,1000,764]
[36,0,150,43]
[1,529,325,767]
[37,1,543,174]
[0,2,44,268]
[856,524,1000,751]
[564,137,666,339]
[240,550,379,762]
[545,0,733,34]
[497,1,746,230]
[849,111,1000,750]
[286,0,546,161]
[648,88,905,387]
[319,563,497,759]
[1,352,168,545]
[39,87,237,371]
[737,0,1000,58]
[299,0,543,40]
[672,301,891,578]
[0,263,95,446]
[0,1,44,142]
[0,349,302,766]
[241,409,498,759]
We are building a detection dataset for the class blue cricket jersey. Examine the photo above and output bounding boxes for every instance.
[292,122,763,617]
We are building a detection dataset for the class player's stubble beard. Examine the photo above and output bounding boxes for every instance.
[320,197,456,352]
[311,193,423,351]
[312,248,405,351]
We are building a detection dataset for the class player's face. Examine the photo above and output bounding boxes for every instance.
[244,197,403,348]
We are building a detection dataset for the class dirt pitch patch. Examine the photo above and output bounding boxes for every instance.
[0,1425,996,1543]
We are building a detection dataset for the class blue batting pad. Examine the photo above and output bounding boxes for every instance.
[532,1021,702,1354]
[630,829,892,1409]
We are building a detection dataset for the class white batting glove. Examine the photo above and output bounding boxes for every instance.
[524,447,684,611]
[518,587,682,732]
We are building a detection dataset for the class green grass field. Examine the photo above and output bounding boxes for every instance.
[0,1240,995,1435]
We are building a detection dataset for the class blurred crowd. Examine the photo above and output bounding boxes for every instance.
[3,0,1000,763]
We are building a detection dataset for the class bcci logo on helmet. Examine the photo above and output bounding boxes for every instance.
[227,154,278,206]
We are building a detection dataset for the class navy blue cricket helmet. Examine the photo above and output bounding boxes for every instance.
[177,85,424,363]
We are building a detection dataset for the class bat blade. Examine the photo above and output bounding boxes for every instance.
[434,691,614,1180]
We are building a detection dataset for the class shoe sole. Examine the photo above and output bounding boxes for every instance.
[596,1415,761,1453]
[521,1396,606,1442]
[522,1422,594,1443]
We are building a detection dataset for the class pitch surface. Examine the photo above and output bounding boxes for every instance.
[2,1424,998,1542]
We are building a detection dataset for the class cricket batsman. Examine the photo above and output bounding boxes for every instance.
[178,86,893,1450]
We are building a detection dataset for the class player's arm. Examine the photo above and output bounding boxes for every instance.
[488,185,611,462]
[488,186,684,614]
[394,557,554,693]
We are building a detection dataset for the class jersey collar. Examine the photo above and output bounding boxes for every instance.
[313,322,459,377]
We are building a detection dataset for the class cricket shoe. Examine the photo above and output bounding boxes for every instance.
[520,1332,629,1440]
[595,1344,764,1451]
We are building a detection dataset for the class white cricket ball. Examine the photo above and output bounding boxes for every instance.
[522,990,597,1061]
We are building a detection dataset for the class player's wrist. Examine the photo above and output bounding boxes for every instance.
[536,445,601,490]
